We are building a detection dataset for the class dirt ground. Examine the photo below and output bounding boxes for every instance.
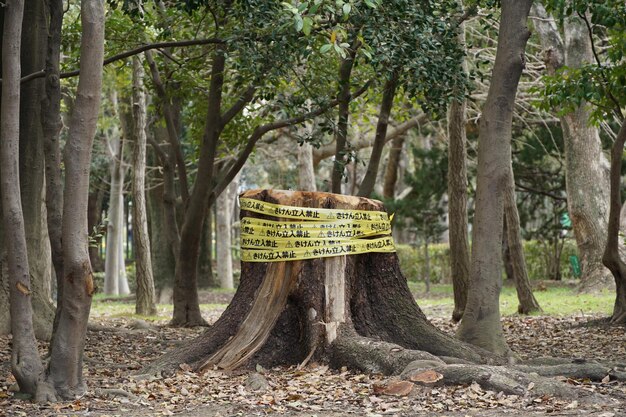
[1,297,625,417]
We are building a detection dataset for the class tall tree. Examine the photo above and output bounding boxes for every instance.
[447,17,470,322]
[531,3,612,292]
[42,0,106,399]
[131,55,157,315]
[456,0,533,356]
[1,0,45,396]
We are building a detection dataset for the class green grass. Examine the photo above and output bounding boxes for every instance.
[89,282,615,321]
[411,282,614,317]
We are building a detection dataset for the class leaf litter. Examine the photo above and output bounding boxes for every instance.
[0,310,624,417]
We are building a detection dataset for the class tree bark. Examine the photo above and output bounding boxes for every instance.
[297,141,317,192]
[216,177,237,289]
[104,90,127,295]
[358,73,399,197]
[197,207,216,288]
[18,0,55,340]
[131,56,157,315]
[43,0,105,400]
[602,120,626,324]
[141,190,497,378]
[446,20,470,321]
[87,189,105,272]
[504,164,541,314]
[531,4,613,292]
[382,135,406,200]
[171,48,227,326]
[331,48,357,194]
[0,0,45,396]
[456,0,532,356]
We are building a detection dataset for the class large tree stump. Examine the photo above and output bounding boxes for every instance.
[142,189,495,376]
[140,190,624,403]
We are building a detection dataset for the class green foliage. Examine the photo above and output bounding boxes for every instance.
[536,0,626,121]
[397,239,579,283]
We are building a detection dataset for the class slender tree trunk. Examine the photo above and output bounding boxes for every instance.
[423,240,431,294]
[43,0,105,400]
[42,0,64,320]
[456,0,532,356]
[87,189,105,272]
[446,20,470,321]
[602,121,626,324]
[504,165,541,314]
[331,49,357,194]
[0,0,45,396]
[359,73,399,197]
[104,104,126,295]
[132,56,157,315]
[171,49,227,326]
[216,177,237,289]
[197,207,215,287]
[19,0,54,340]
[382,135,406,200]
[297,142,317,192]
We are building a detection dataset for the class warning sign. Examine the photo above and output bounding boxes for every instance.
[240,198,396,262]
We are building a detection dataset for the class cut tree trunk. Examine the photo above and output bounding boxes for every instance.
[142,189,497,377]
[140,190,616,402]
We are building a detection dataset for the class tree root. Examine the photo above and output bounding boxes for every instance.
[331,334,615,404]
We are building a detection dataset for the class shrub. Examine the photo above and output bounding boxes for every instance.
[396,239,579,282]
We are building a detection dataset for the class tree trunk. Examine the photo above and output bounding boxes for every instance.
[132,56,157,316]
[197,207,216,288]
[171,49,227,327]
[18,0,54,340]
[42,0,105,400]
[531,4,612,292]
[423,240,431,294]
[504,165,541,314]
[331,48,357,194]
[446,22,470,321]
[0,0,45,396]
[41,0,65,319]
[142,190,497,378]
[87,189,105,272]
[216,178,237,289]
[602,120,626,324]
[456,0,532,356]
[382,135,405,200]
[104,100,127,295]
[297,142,317,192]
[359,73,399,197]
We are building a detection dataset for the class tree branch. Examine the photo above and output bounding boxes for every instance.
[207,82,372,206]
[17,38,224,84]
[220,85,257,128]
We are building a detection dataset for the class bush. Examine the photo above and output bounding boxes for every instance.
[396,239,579,283]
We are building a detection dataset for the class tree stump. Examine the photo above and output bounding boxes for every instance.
[143,189,496,376]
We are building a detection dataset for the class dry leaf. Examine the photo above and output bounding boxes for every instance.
[409,370,443,385]
[382,380,414,397]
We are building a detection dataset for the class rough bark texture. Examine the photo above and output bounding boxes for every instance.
[382,134,405,200]
[104,91,128,295]
[504,164,541,314]
[456,0,532,356]
[358,73,398,197]
[0,0,45,396]
[602,120,626,324]
[132,56,157,316]
[18,0,55,340]
[331,50,356,194]
[42,0,65,311]
[297,142,317,192]
[531,4,612,292]
[446,32,470,321]
[142,190,498,378]
[216,177,237,289]
[42,0,105,400]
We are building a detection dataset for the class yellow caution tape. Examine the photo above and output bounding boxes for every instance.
[239,198,396,262]
[240,198,391,222]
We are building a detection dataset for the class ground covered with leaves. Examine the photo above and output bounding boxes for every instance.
[1,296,625,417]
